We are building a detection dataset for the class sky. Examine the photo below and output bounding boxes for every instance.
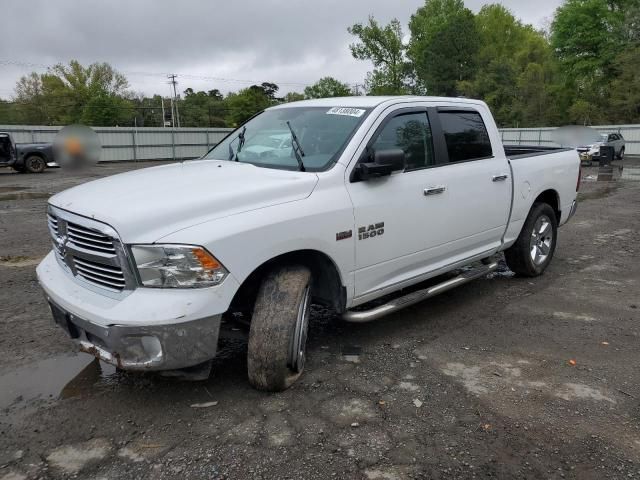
[0,0,564,99]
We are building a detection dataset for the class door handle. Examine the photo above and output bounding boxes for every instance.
[424,185,446,196]
[492,174,509,182]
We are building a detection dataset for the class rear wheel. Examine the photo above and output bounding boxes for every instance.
[25,155,46,173]
[247,265,311,391]
[504,203,558,277]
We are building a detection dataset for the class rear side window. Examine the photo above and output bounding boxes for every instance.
[371,112,435,170]
[439,111,493,162]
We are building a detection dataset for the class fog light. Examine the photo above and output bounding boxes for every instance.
[119,335,163,367]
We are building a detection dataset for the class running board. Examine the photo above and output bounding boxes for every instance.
[343,261,499,323]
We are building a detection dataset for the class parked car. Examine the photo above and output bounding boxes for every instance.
[577,132,625,163]
[0,132,56,173]
[37,96,580,391]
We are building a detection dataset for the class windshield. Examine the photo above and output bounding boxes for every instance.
[204,106,370,171]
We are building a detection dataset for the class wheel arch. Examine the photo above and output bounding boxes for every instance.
[532,189,560,222]
[24,151,47,161]
[229,249,346,316]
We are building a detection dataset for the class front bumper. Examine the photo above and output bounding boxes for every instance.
[48,299,221,370]
[37,251,239,370]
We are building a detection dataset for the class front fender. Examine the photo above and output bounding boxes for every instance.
[156,187,356,306]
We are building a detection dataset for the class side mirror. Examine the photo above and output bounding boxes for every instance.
[356,148,405,181]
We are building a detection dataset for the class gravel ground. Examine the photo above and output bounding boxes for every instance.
[0,158,639,480]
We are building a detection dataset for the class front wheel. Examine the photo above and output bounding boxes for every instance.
[504,203,558,277]
[25,155,46,173]
[247,265,311,391]
[617,147,625,160]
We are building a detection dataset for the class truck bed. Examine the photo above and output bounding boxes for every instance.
[504,144,572,159]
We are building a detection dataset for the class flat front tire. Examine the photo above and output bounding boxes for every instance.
[504,203,558,277]
[247,265,311,391]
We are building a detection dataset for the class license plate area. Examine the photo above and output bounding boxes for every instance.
[49,301,80,339]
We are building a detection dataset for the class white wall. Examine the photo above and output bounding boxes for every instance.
[500,125,640,155]
[0,125,233,162]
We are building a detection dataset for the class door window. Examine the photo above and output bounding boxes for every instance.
[439,111,493,162]
[371,112,435,170]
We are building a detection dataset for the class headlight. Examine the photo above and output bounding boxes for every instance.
[130,244,228,288]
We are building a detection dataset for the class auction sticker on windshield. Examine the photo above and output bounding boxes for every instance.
[326,107,366,117]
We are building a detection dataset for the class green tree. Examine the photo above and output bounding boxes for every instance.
[458,5,561,127]
[348,17,412,94]
[224,84,277,126]
[408,0,479,95]
[550,0,629,121]
[12,60,133,126]
[283,92,306,103]
[608,45,640,122]
[0,98,17,124]
[80,93,133,126]
[179,89,227,127]
[304,77,352,98]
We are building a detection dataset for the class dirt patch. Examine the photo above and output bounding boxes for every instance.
[0,255,44,267]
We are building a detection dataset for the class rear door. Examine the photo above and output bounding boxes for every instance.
[425,107,512,262]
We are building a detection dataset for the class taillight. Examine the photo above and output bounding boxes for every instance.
[576,165,582,191]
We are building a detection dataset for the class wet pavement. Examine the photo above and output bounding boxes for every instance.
[1,158,640,479]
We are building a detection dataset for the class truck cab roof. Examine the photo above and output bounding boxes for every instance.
[268,95,485,110]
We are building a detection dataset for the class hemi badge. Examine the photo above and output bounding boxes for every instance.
[336,230,352,241]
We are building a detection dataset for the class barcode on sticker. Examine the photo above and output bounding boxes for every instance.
[327,107,366,118]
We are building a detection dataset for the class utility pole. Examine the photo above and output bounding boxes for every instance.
[160,98,166,127]
[167,74,181,128]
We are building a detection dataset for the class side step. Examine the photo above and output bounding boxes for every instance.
[342,261,499,323]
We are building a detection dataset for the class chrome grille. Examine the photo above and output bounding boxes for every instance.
[66,222,117,254]
[73,257,127,290]
[47,206,133,293]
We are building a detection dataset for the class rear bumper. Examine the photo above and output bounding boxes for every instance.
[561,199,578,226]
[37,251,238,370]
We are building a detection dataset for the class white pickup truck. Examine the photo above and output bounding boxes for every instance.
[37,96,580,390]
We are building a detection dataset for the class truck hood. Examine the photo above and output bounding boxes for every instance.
[49,160,318,242]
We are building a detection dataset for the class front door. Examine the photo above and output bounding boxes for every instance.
[346,107,443,299]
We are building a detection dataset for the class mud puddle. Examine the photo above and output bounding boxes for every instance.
[578,184,620,201]
[0,354,118,411]
[621,167,640,181]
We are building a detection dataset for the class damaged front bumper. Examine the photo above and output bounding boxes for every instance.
[37,251,239,371]
[48,300,221,370]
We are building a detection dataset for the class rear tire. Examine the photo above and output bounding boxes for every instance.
[504,203,558,277]
[25,155,46,173]
[247,265,312,391]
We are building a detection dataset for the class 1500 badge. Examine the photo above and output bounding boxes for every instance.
[358,222,384,240]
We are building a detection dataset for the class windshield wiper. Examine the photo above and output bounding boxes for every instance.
[227,126,246,162]
[286,121,306,172]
